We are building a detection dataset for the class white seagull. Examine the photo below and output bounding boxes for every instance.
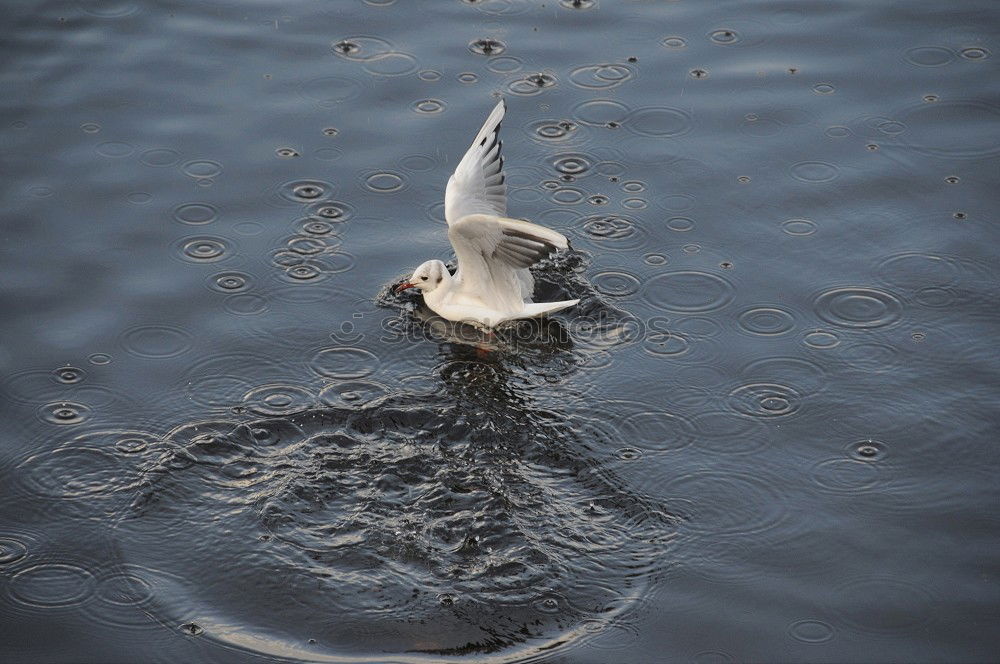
[395,100,580,328]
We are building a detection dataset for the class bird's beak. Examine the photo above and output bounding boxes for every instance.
[395,282,415,294]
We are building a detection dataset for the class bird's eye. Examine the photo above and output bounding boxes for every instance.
[421,276,428,281]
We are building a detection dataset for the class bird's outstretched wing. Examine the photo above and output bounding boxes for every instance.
[447,214,568,312]
[444,100,507,225]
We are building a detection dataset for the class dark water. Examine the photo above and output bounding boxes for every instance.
[2,1,999,662]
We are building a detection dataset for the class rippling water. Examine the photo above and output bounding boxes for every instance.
[2,1,999,662]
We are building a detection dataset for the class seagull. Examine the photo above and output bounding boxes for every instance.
[395,100,580,328]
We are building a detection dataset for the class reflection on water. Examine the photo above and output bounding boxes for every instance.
[1,0,999,662]
[107,335,678,660]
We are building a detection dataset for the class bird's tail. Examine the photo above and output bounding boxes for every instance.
[520,299,580,318]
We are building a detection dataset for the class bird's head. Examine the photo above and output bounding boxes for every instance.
[395,259,448,294]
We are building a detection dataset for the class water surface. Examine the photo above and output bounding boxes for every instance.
[2,0,999,662]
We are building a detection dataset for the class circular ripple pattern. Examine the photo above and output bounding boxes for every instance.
[180,622,205,636]
[508,72,557,95]
[782,218,818,235]
[573,99,630,126]
[332,35,392,60]
[208,271,252,293]
[526,119,577,143]
[120,325,193,359]
[285,180,333,202]
[412,99,445,114]
[181,160,222,178]
[2,370,68,404]
[877,252,958,291]
[728,383,801,418]
[659,193,696,211]
[399,155,436,172]
[487,56,523,74]
[666,216,695,232]
[97,141,134,157]
[18,445,129,498]
[224,293,268,316]
[319,381,388,407]
[960,47,990,60]
[175,236,231,263]
[308,347,379,380]
[95,568,155,608]
[10,563,96,608]
[903,46,954,67]
[297,219,337,236]
[300,76,362,106]
[568,64,634,89]
[468,38,506,56]
[737,306,796,336]
[814,287,903,329]
[552,153,592,175]
[790,161,840,182]
[625,107,692,138]
[897,100,1000,159]
[642,331,690,358]
[788,619,835,643]
[803,330,840,349]
[811,459,880,493]
[173,203,217,225]
[849,439,888,461]
[282,263,321,281]
[53,365,86,384]
[618,410,694,452]
[740,356,827,395]
[689,411,768,455]
[561,0,596,9]
[114,394,678,659]
[79,1,139,18]
[709,29,740,45]
[580,214,648,251]
[307,200,355,222]
[552,187,585,204]
[658,470,788,536]
[241,384,315,416]
[0,537,28,565]
[363,53,419,77]
[363,171,407,193]
[841,342,901,373]
[644,271,735,313]
[673,317,722,339]
[140,148,180,167]
[593,271,641,297]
